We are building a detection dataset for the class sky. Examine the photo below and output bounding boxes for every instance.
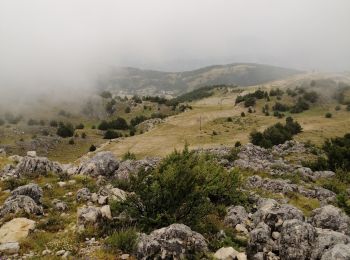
[0,0,350,96]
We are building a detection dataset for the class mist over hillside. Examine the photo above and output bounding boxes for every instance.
[97,63,302,95]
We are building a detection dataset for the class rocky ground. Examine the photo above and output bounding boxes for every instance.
[0,140,349,259]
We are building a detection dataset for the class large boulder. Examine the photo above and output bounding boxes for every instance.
[0,242,20,255]
[0,218,35,243]
[76,152,119,177]
[309,205,350,235]
[77,206,102,230]
[224,206,248,228]
[136,224,208,259]
[76,188,92,202]
[213,247,239,260]
[311,228,350,259]
[279,219,316,260]
[247,222,273,259]
[13,156,62,177]
[97,185,127,203]
[251,199,304,231]
[115,158,160,180]
[321,244,350,260]
[11,183,43,204]
[0,195,43,218]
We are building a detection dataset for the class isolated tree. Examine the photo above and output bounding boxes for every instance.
[57,122,74,138]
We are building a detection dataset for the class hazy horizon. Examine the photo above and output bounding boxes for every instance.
[1,0,350,99]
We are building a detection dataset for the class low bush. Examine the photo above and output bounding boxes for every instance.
[323,133,350,171]
[57,122,74,138]
[104,130,121,139]
[89,145,97,152]
[104,228,138,254]
[122,151,136,160]
[115,147,246,232]
[325,112,332,118]
[2,177,28,190]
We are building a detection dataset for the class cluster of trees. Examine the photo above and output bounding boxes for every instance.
[142,96,168,104]
[271,90,318,114]
[98,117,129,131]
[235,89,268,107]
[168,85,223,106]
[250,117,302,148]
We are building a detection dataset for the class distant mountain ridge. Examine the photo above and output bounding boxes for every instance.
[98,63,302,95]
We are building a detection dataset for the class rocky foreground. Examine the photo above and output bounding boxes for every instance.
[0,141,349,259]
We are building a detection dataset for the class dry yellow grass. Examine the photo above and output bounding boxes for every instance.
[103,73,350,159]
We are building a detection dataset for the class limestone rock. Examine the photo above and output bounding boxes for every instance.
[136,223,208,259]
[309,205,350,235]
[76,188,91,202]
[11,183,43,204]
[224,206,248,227]
[214,247,239,259]
[0,218,35,243]
[321,243,350,260]
[76,152,119,177]
[0,195,43,218]
[13,156,62,177]
[0,242,20,255]
[279,219,316,260]
[311,228,350,259]
[115,158,160,180]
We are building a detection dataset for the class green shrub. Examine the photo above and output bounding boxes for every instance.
[76,123,85,129]
[125,106,131,113]
[303,91,318,103]
[57,122,74,138]
[104,130,121,139]
[89,145,97,152]
[325,112,332,118]
[2,177,28,190]
[37,214,65,232]
[68,138,75,145]
[116,147,246,231]
[100,91,112,99]
[104,228,138,253]
[122,151,136,160]
[302,156,328,171]
[323,133,350,171]
[290,98,310,113]
[273,102,289,112]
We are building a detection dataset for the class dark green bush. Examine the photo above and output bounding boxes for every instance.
[104,130,121,139]
[325,112,332,118]
[272,102,289,112]
[290,98,310,113]
[76,123,85,129]
[56,122,74,138]
[89,145,97,152]
[115,147,245,231]
[323,133,350,171]
[250,117,302,148]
